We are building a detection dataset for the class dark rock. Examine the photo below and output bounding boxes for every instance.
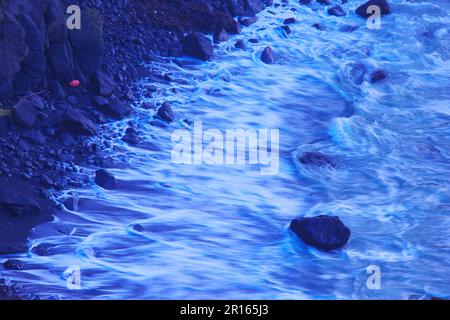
[281,25,292,35]
[26,130,46,145]
[94,96,109,107]
[214,29,230,43]
[299,151,337,168]
[239,16,258,27]
[0,190,42,217]
[328,6,346,17]
[317,0,331,5]
[283,17,296,24]
[104,101,131,119]
[299,0,312,4]
[182,33,213,61]
[93,71,116,97]
[349,63,367,85]
[312,23,326,31]
[3,259,25,270]
[122,128,140,145]
[234,39,246,50]
[95,169,116,190]
[356,0,391,18]
[131,224,145,232]
[157,101,175,123]
[289,215,351,251]
[340,24,359,32]
[370,69,388,83]
[62,107,97,136]
[261,46,276,64]
[248,38,259,43]
[12,99,38,128]
[31,243,53,256]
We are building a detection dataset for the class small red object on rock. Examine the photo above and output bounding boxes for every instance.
[69,80,80,88]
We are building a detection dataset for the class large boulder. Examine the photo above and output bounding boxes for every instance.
[61,107,97,136]
[95,169,116,190]
[290,215,351,251]
[157,101,175,123]
[103,101,131,119]
[356,0,391,18]
[261,46,275,64]
[182,33,213,61]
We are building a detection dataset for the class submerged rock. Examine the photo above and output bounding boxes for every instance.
[157,101,175,123]
[261,46,276,64]
[3,259,25,270]
[283,17,296,24]
[182,33,213,61]
[370,69,388,83]
[299,151,337,168]
[95,169,116,190]
[328,6,346,17]
[234,39,246,50]
[238,16,258,27]
[356,0,391,18]
[290,215,351,251]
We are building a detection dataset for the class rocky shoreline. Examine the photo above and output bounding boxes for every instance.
[0,0,405,300]
[0,0,274,299]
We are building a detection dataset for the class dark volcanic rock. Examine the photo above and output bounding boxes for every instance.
[283,17,296,24]
[214,29,230,43]
[328,6,346,17]
[12,99,38,128]
[122,128,140,145]
[95,169,116,190]
[0,190,42,217]
[299,151,337,168]
[182,33,214,61]
[3,259,25,270]
[234,39,246,50]
[157,101,175,123]
[317,0,331,5]
[62,107,97,136]
[370,69,388,83]
[238,16,258,27]
[356,0,391,18]
[261,46,276,64]
[289,215,351,251]
[104,101,131,119]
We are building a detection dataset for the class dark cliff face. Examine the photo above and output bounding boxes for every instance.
[0,0,104,101]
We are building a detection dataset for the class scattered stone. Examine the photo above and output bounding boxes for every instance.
[299,0,312,4]
[12,99,38,128]
[281,25,292,35]
[283,17,296,24]
[370,69,388,83]
[317,0,331,5]
[299,151,337,168]
[131,224,145,232]
[312,23,326,31]
[3,259,25,270]
[157,101,175,123]
[182,33,214,61]
[122,128,140,145]
[95,169,116,190]
[234,39,246,50]
[261,46,276,64]
[356,0,391,18]
[328,6,346,17]
[289,215,351,251]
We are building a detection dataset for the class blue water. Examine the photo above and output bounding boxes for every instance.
[2,0,450,299]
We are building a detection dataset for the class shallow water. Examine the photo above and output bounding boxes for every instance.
[2,0,450,299]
